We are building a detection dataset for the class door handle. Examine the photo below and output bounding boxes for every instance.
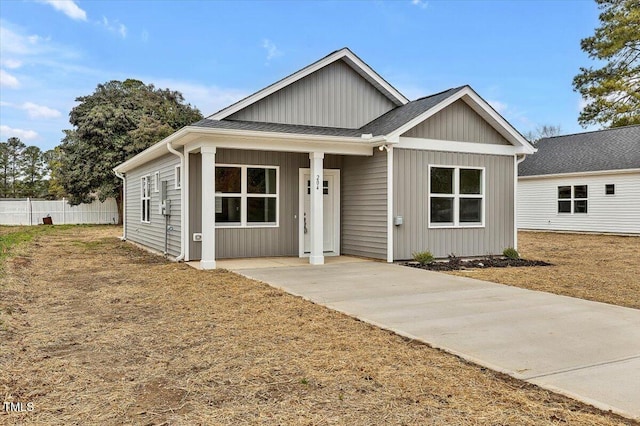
[304,212,307,234]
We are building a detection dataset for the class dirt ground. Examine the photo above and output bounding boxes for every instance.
[448,232,640,310]
[0,226,636,425]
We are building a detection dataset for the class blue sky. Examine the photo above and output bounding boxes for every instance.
[1,0,601,151]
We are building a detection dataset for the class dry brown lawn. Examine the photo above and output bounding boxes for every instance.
[449,232,640,310]
[0,226,636,425]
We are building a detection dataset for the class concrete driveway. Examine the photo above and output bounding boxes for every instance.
[233,261,640,420]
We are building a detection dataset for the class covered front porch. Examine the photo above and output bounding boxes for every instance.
[183,134,391,269]
[187,255,370,270]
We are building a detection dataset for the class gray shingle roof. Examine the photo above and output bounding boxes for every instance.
[519,125,640,176]
[192,86,467,139]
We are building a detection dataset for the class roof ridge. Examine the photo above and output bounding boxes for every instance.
[540,124,640,141]
[410,85,468,102]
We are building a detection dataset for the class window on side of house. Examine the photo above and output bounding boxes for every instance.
[605,184,615,195]
[153,171,160,193]
[557,185,588,214]
[141,175,151,223]
[215,164,279,227]
[175,165,182,189]
[429,166,484,228]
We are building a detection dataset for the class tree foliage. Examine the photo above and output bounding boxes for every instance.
[58,79,202,221]
[573,0,640,127]
[0,137,50,198]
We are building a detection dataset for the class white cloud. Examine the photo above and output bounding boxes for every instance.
[262,39,283,61]
[21,102,62,119]
[488,99,507,114]
[0,125,39,141]
[2,59,22,69]
[411,0,428,9]
[147,78,248,116]
[39,0,87,21]
[0,69,20,88]
[100,16,127,39]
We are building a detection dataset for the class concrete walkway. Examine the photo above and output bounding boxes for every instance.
[233,261,640,420]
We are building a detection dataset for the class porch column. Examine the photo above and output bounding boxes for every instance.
[309,152,324,265]
[200,146,217,269]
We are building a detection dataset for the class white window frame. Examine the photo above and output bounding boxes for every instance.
[428,165,485,229]
[215,164,279,229]
[141,175,151,223]
[557,185,588,214]
[174,165,182,190]
[153,171,160,193]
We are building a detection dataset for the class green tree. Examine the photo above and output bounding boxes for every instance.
[43,147,66,199]
[58,79,202,223]
[20,145,47,198]
[0,142,9,198]
[1,137,26,198]
[573,0,640,127]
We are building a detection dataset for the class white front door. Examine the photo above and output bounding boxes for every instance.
[299,169,340,256]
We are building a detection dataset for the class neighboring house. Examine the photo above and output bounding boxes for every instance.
[518,125,640,234]
[114,48,535,269]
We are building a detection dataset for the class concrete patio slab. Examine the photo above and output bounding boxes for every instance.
[234,261,640,421]
[188,255,368,270]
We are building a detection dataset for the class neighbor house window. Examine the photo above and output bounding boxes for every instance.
[174,165,182,189]
[558,185,588,214]
[215,164,278,227]
[141,176,151,223]
[153,171,160,193]
[605,184,615,195]
[429,166,484,227]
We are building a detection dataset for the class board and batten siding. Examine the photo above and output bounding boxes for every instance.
[402,99,510,145]
[189,149,341,260]
[518,171,640,234]
[341,149,388,259]
[227,60,396,129]
[393,149,514,259]
[125,153,182,256]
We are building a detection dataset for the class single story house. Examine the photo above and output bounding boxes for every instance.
[518,125,640,234]
[114,48,535,269]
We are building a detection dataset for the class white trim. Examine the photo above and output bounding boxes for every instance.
[298,168,341,258]
[398,137,529,156]
[209,48,408,120]
[153,171,160,193]
[427,165,485,229]
[519,168,640,180]
[389,87,536,154]
[174,165,182,189]
[184,150,190,261]
[557,184,589,215]
[514,154,527,251]
[140,175,151,223]
[200,146,217,270]
[214,164,280,229]
[386,147,394,263]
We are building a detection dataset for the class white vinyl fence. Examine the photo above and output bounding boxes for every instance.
[0,198,119,225]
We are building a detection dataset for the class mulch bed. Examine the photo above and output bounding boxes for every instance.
[403,256,552,271]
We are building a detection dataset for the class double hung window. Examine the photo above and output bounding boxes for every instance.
[429,166,484,227]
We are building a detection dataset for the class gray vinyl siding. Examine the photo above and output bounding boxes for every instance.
[341,149,387,259]
[188,153,202,260]
[402,99,511,145]
[393,149,514,259]
[227,60,396,128]
[189,149,341,260]
[125,153,182,256]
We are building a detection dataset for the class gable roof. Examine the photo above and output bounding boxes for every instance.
[519,125,640,177]
[209,47,409,120]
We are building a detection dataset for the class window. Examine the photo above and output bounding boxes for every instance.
[605,184,615,195]
[174,165,182,189]
[141,176,151,223]
[215,164,278,227]
[557,185,588,214]
[153,171,160,193]
[429,166,484,227]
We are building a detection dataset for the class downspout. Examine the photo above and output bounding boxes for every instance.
[513,154,527,251]
[166,141,185,262]
[114,171,126,240]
